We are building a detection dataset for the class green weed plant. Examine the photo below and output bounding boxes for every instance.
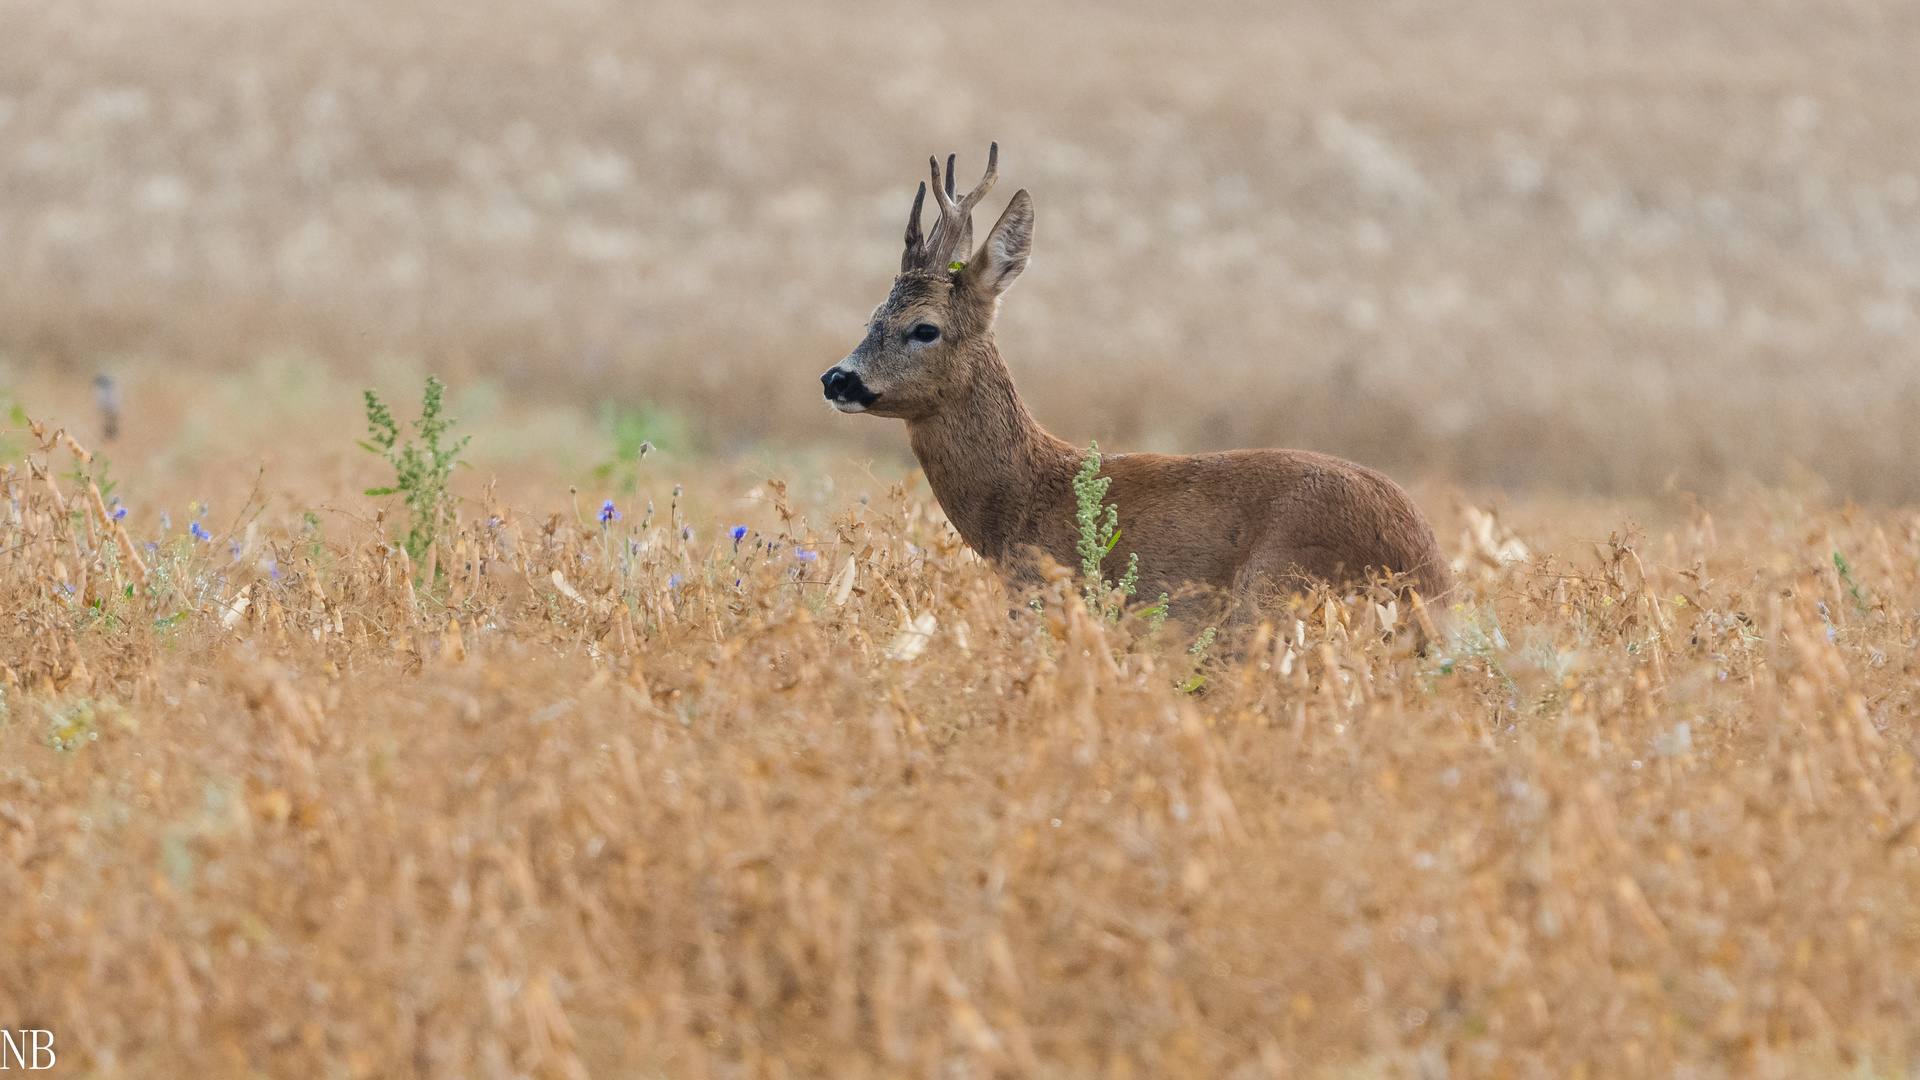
[361,375,470,565]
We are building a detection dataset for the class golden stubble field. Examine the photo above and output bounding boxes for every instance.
[4,0,1920,1076]
[0,403,1917,1079]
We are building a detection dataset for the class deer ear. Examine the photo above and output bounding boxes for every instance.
[962,189,1032,296]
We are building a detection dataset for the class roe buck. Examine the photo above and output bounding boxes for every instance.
[822,145,1451,625]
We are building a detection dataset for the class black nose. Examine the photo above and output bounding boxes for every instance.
[821,368,880,406]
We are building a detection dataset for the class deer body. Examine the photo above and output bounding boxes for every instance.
[824,146,1450,618]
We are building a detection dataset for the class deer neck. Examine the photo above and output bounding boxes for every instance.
[906,342,1073,562]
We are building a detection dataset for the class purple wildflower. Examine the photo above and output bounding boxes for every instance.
[599,499,622,525]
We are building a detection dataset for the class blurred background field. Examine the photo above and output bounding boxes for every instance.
[3,0,1919,498]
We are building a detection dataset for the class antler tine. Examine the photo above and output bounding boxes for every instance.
[944,154,957,199]
[901,181,928,272]
[952,142,998,258]
[928,156,953,213]
[957,142,998,216]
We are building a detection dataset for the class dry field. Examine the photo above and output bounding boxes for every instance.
[0,399,1917,1079]
[5,0,1920,1077]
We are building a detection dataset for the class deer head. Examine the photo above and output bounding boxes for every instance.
[822,144,1034,420]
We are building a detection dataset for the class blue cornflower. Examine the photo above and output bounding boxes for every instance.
[112,506,127,521]
[190,522,210,542]
[230,541,243,559]
[144,541,158,552]
[668,574,682,589]
[794,549,818,562]
[268,561,280,580]
[729,525,747,544]
[599,499,622,525]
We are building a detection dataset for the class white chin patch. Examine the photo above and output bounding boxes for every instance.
[830,400,869,414]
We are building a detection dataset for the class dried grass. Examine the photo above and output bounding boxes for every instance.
[2,417,1919,1078]
[4,1,1920,1073]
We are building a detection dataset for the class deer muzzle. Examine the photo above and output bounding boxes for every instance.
[821,367,880,412]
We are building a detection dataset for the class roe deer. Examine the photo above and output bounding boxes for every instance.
[822,145,1451,625]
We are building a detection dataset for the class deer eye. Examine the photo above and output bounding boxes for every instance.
[908,323,941,344]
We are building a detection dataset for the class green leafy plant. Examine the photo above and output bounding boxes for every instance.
[594,401,685,494]
[0,400,26,463]
[61,452,117,505]
[1833,550,1870,616]
[301,510,325,561]
[1137,595,1171,634]
[1073,442,1157,622]
[1177,626,1218,693]
[361,375,470,564]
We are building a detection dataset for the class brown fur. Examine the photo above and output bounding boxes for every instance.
[825,147,1451,621]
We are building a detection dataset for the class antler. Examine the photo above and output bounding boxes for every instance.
[901,180,928,272]
[901,143,998,273]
